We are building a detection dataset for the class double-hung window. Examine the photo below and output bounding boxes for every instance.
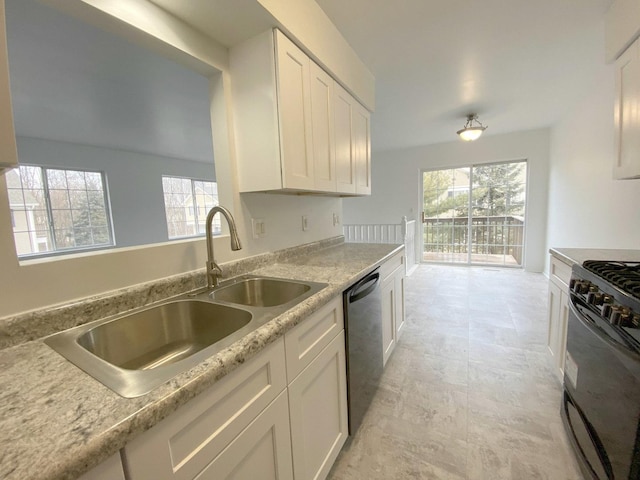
[7,165,114,257]
[161,176,219,239]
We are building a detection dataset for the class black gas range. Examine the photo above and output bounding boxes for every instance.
[563,260,640,480]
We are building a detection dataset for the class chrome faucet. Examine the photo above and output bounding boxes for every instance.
[206,205,242,289]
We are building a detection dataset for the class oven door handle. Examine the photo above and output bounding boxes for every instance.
[569,297,640,362]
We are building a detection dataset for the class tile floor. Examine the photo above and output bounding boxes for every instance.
[329,264,584,480]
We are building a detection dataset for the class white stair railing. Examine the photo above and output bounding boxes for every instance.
[343,216,417,275]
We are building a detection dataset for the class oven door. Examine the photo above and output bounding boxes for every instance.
[563,294,640,479]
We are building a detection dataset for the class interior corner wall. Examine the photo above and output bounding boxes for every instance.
[342,128,551,272]
[546,64,640,262]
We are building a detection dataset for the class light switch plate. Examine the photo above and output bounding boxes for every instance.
[251,218,266,238]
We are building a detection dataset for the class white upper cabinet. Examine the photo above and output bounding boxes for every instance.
[334,83,356,194]
[353,101,371,195]
[0,0,18,175]
[275,31,315,190]
[614,37,640,179]
[231,28,371,195]
[334,82,371,195]
[310,62,336,192]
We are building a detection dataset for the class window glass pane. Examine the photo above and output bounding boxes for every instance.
[162,176,218,238]
[47,169,67,189]
[69,190,89,210]
[7,166,113,257]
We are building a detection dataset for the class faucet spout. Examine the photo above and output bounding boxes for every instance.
[206,205,242,289]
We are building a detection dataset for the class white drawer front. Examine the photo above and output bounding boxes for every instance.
[284,296,343,383]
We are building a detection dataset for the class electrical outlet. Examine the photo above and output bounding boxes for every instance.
[333,213,340,226]
[251,218,266,239]
[301,215,309,232]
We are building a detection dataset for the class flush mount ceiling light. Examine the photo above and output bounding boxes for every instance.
[457,114,488,141]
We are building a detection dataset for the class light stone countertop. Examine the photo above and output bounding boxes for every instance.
[550,247,640,266]
[0,241,403,480]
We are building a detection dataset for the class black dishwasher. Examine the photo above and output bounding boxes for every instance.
[343,268,383,436]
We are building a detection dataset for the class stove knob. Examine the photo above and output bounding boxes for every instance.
[631,314,640,328]
[610,306,622,325]
[579,282,591,294]
[603,295,613,304]
[589,285,598,293]
[588,292,605,305]
[573,281,585,293]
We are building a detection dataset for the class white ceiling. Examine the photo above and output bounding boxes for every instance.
[315,0,614,151]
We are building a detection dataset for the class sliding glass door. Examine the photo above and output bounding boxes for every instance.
[422,161,527,267]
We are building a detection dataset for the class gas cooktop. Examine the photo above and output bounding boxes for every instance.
[582,260,640,300]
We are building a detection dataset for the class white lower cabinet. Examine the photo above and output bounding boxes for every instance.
[381,274,396,366]
[547,255,571,381]
[122,295,348,480]
[380,252,406,366]
[547,279,570,381]
[193,391,293,480]
[288,332,348,480]
[123,338,289,480]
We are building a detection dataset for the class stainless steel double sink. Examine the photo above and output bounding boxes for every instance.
[45,275,326,398]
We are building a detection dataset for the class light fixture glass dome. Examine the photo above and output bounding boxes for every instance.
[457,114,487,141]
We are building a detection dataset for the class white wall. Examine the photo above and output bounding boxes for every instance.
[546,61,640,258]
[343,128,551,272]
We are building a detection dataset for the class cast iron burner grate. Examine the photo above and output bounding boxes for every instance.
[583,260,640,300]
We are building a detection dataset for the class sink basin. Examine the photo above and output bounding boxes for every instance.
[210,277,311,307]
[45,275,327,398]
[76,300,252,370]
[45,299,254,397]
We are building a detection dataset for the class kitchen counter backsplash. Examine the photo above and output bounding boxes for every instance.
[0,236,343,350]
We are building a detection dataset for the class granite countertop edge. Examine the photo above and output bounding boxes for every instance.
[549,247,640,266]
[0,241,404,480]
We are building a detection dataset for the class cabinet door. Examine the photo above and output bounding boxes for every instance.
[381,275,396,366]
[353,102,371,195]
[334,83,355,194]
[310,62,336,192]
[275,30,315,190]
[557,289,570,378]
[394,269,405,340]
[195,391,294,480]
[288,331,348,480]
[124,338,287,480]
[547,280,568,381]
[614,38,640,179]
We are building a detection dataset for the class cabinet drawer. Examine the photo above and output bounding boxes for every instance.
[284,296,343,383]
[124,337,287,480]
[550,256,571,288]
[380,250,404,283]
